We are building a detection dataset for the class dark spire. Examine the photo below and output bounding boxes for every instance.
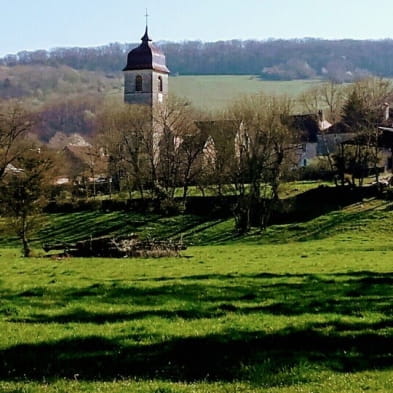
[141,9,152,42]
[141,26,152,42]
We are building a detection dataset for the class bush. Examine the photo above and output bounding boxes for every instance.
[298,157,335,181]
[159,198,183,216]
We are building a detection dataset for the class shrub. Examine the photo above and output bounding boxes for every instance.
[298,157,335,181]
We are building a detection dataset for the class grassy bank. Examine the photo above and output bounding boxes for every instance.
[0,181,343,250]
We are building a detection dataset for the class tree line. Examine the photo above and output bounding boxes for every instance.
[2,39,393,81]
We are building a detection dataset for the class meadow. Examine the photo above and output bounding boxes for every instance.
[170,76,322,111]
[0,196,393,392]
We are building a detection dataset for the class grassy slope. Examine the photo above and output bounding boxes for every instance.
[170,75,322,111]
[1,198,393,392]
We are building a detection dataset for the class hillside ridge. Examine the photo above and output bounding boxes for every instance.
[2,38,393,81]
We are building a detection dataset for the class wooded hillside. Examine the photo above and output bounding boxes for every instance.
[2,38,393,81]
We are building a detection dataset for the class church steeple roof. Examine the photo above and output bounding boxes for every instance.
[141,26,152,42]
[123,26,169,74]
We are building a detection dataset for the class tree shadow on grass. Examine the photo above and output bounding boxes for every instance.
[39,212,222,246]
[0,325,392,383]
[1,271,393,384]
[293,208,385,242]
[13,308,225,324]
[2,271,393,320]
[263,200,390,244]
[171,219,239,245]
[39,212,148,244]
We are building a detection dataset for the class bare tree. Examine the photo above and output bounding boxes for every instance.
[0,146,54,257]
[96,102,151,198]
[178,129,206,203]
[228,94,296,232]
[194,117,240,197]
[152,96,201,203]
[337,78,393,186]
[0,100,32,180]
[298,82,346,172]
[97,97,202,205]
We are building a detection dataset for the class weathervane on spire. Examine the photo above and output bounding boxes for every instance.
[145,9,149,28]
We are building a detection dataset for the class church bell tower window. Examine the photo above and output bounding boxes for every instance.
[135,75,143,92]
[158,76,163,92]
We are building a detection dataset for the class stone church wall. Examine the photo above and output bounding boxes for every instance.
[124,70,168,106]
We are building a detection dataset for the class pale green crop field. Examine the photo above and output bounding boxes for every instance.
[170,75,322,111]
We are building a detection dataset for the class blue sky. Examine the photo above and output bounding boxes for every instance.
[1,0,393,57]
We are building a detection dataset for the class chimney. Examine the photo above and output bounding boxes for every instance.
[383,102,390,122]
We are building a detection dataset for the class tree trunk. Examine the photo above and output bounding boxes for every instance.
[22,236,31,258]
[234,195,251,234]
[182,183,189,205]
[21,219,31,257]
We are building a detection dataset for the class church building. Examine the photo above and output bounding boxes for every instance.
[123,26,170,108]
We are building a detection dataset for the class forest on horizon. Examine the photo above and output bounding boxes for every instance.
[2,38,393,82]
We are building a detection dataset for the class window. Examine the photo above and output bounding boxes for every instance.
[158,76,163,92]
[135,75,143,92]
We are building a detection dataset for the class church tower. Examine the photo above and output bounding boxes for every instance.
[123,26,170,107]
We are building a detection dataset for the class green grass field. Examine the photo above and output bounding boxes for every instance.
[170,76,322,111]
[1,197,393,392]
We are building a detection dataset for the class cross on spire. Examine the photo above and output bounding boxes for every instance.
[141,9,152,42]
